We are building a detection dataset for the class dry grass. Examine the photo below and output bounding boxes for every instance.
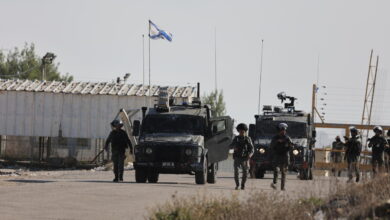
[148,175,390,220]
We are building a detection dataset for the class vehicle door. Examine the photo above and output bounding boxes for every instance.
[205,116,233,163]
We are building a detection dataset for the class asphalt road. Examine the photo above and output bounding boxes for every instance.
[0,168,345,220]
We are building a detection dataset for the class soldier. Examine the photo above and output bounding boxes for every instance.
[270,123,293,191]
[368,126,388,177]
[105,119,133,182]
[386,130,390,173]
[331,136,344,177]
[344,127,361,183]
[230,123,254,190]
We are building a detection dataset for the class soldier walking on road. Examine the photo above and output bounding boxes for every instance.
[105,120,133,182]
[331,136,344,177]
[368,126,388,177]
[270,123,293,191]
[344,127,361,183]
[230,123,254,190]
[385,130,390,173]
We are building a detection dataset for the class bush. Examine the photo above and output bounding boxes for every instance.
[149,175,390,220]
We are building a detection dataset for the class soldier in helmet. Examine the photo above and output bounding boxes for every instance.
[344,127,361,182]
[368,126,388,177]
[385,130,390,173]
[105,119,133,182]
[331,136,344,177]
[270,123,293,191]
[230,123,254,190]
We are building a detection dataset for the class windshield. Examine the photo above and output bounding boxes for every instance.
[142,114,205,135]
[256,120,307,138]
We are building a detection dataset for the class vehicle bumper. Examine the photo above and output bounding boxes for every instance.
[134,161,204,174]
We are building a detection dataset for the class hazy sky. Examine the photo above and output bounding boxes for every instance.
[1,0,390,127]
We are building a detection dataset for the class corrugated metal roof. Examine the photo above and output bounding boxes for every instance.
[0,79,196,97]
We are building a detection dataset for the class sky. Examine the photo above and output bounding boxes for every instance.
[1,0,390,138]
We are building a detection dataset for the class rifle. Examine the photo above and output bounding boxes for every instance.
[90,148,106,164]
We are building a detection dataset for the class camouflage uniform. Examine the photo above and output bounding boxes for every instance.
[105,129,133,181]
[368,135,388,176]
[385,138,390,173]
[344,136,361,182]
[331,141,344,176]
[230,135,254,189]
[270,134,293,190]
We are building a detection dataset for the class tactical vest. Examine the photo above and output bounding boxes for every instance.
[233,136,251,159]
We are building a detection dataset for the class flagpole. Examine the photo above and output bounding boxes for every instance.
[148,20,151,105]
[257,39,264,115]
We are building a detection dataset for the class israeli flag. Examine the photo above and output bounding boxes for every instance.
[149,20,173,42]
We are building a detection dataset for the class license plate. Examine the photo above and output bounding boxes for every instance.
[162,162,175,168]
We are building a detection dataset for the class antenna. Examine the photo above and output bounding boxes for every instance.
[257,39,264,114]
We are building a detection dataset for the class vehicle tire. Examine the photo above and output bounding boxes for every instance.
[207,163,218,184]
[195,156,207,184]
[147,171,159,183]
[135,168,147,183]
[255,168,265,179]
[299,168,307,180]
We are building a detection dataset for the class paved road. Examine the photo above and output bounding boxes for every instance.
[0,168,345,220]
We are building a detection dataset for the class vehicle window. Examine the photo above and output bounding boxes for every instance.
[213,120,226,133]
[256,121,307,138]
[141,114,204,135]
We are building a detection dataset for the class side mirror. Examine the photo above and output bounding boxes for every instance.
[133,120,141,136]
[312,130,316,138]
[249,124,256,140]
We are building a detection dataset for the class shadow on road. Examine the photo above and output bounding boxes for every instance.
[7,179,55,183]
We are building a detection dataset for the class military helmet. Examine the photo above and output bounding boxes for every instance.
[236,123,248,131]
[373,126,383,133]
[111,119,123,128]
[278,123,288,131]
[349,126,358,133]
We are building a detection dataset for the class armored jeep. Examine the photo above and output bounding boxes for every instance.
[132,87,233,184]
[249,92,316,180]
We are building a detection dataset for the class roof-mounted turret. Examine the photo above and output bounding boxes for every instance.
[277,92,297,112]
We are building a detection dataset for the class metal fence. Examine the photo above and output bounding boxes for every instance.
[0,135,109,165]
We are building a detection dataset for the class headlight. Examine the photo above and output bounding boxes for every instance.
[185,149,192,156]
[145,147,153,154]
[259,148,265,154]
[293,149,299,155]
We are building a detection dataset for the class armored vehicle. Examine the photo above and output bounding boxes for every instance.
[131,86,233,184]
[248,92,316,180]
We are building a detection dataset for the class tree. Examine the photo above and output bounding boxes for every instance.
[0,43,73,82]
[202,90,226,117]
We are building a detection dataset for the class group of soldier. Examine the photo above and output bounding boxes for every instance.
[104,118,389,189]
[230,122,292,191]
[331,126,390,182]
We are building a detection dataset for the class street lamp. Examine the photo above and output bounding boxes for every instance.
[41,52,56,80]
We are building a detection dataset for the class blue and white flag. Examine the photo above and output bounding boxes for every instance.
[149,20,173,42]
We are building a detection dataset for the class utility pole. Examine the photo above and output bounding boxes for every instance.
[361,50,379,149]
[214,27,217,92]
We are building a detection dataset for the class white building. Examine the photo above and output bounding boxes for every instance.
[0,79,196,163]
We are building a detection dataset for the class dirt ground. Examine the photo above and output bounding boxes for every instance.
[0,167,347,220]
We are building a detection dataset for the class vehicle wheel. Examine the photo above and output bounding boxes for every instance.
[207,163,218,184]
[147,171,159,183]
[135,168,147,183]
[195,156,207,184]
[255,168,265,179]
